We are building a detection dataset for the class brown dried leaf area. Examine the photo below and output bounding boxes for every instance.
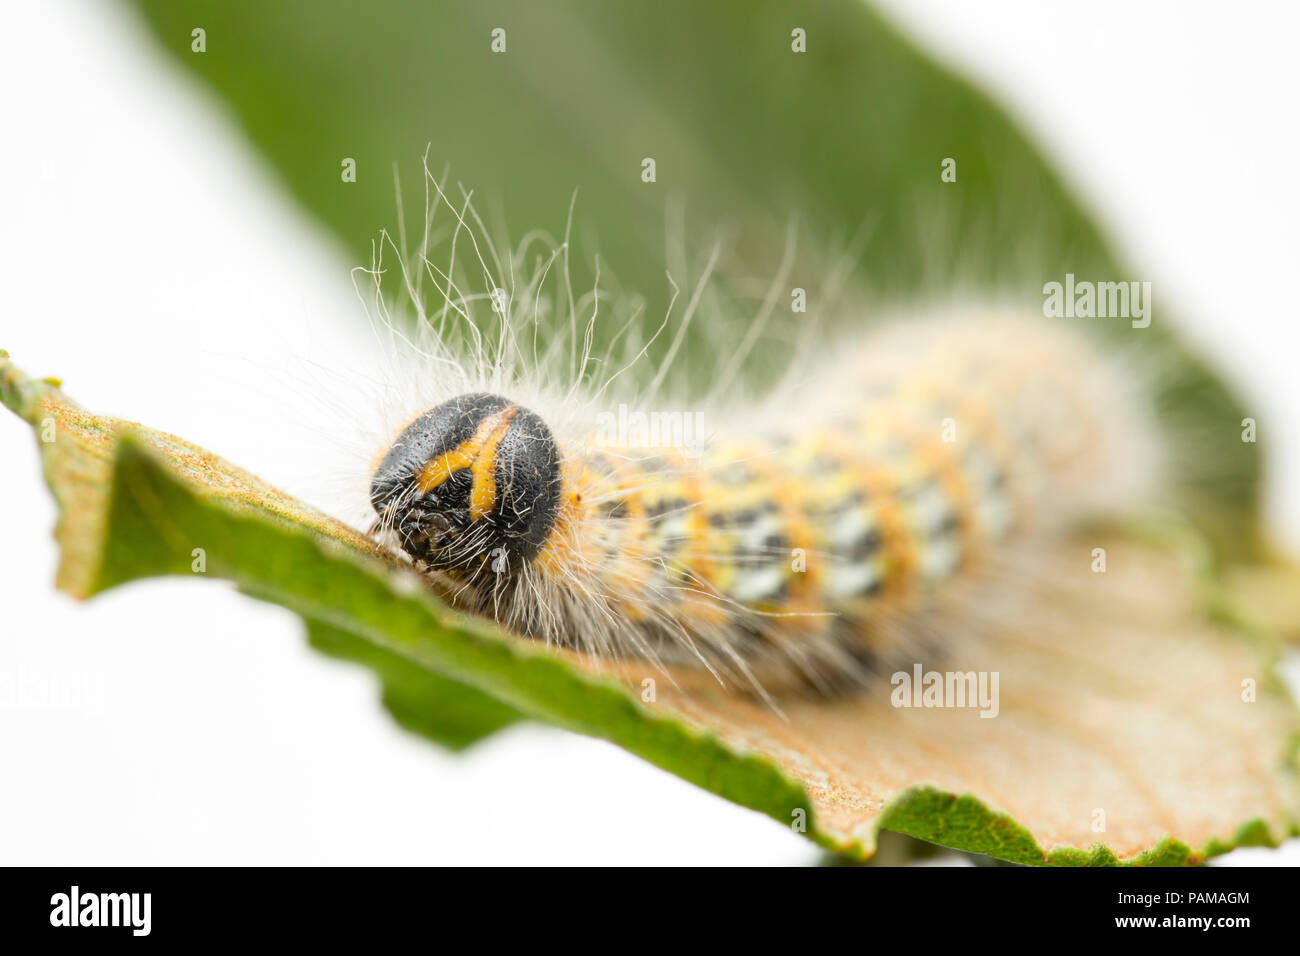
[606,540,1300,860]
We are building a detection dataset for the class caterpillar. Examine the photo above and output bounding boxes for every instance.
[341,170,1157,698]
[361,218,1156,697]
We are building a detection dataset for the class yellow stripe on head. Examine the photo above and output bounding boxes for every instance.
[416,406,515,496]
[469,407,519,520]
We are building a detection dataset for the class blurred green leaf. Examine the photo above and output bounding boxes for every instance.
[305,620,521,751]
[125,0,1262,555]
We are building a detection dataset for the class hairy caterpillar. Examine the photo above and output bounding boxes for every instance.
[355,175,1156,698]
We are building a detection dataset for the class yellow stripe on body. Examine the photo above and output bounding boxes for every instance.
[534,451,654,606]
[849,413,924,598]
[805,430,913,607]
[717,439,818,614]
[587,453,656,620]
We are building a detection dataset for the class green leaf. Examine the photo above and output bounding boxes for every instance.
[124,0,1262,556]
[5,356,1297,864]
[305,620,521,751]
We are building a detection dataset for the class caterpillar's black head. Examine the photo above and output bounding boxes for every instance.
[369,393,563,575]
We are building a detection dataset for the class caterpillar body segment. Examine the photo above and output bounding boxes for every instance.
[369,315,1152,694]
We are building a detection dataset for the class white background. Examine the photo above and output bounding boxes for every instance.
[1,0,1296,865]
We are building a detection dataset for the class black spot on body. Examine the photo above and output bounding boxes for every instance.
[602,498,630,520]
[646,496,688,520]
[849,528,883,561]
